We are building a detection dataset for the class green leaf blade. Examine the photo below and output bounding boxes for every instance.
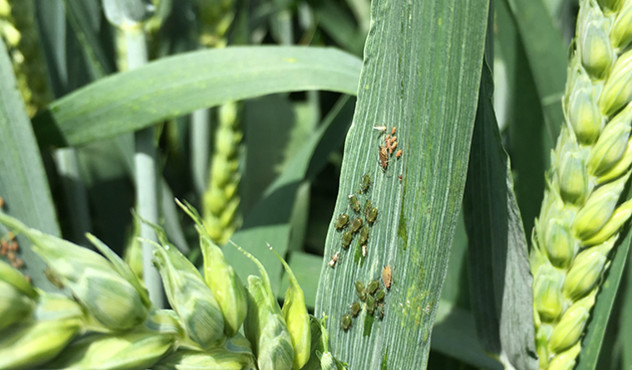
[34,46,362,147]
[314,1,489,368]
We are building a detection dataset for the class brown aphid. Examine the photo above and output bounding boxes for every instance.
[396,149,402,159]
[391,126,396,135]
[13,257,24,269]
[379,144,389,171]
[382,265,392,289]
[329,252,340,268]
[9,241,18,251]
[0,196,4,208]
[398,174,403,181]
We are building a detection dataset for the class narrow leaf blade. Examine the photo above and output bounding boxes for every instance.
[314,1,489,368]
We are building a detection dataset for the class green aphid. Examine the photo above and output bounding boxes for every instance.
[340,315,352,331]
[334,214,349,230]
[366,295,376,315]
[367,280,379,295]
[360,174,371,194]
[348,194,361,213]
[355,281,366,301]
[377,303,385,320]
[350,218,363,234]
[350,302,362,317]
[358,225,370,245]
[374,289,385,302]
[341,231,354,249]
[364,199,372,214]
[366,207,378,225]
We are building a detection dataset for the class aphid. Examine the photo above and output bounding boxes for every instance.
[391,126,396,135]
[373,125,387,132]
[382,265,392,289]
[398,174,403,181]
[374,289,385,302]
[355,281,366,301]
[379,144,389,171]
[350,301,362,317]
[364,199,372,213]
[362,244,367,257]
[396,149,402,159]
[341,315,352,331]
[390,140,398,155]
[341,231,354,249]
[329,252,340,268]
[358,225,370,245]
[366,295,376,315]
[366,207,378,225]
[367,280,379,295]
[377,303,385,320]
[348,194,361,213]
[335,214,349,230]
[0,196,4,208]
[360,174,371,194]
[350,217,363,234]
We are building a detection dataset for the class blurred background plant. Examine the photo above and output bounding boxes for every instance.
[0,0,631,369]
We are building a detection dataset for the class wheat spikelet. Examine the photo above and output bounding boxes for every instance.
[0,0,50,117]
[531,0,632,368]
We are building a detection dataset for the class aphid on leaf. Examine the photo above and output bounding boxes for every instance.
[396,149,402,159]
[379,145,389,171]
[0,196,4,208]
[391,126,396,135]
[341,315,352,331]
[373,125,387,132]
[358,225,369,245]
[366,207,378,225]
[341,231,354,249]
[375,289,385,302]
[350,302,362,317]
[382,265,392,289]
[348,194,361,213]
[362,244,367,257]
[366,295,376,315]
[398,174,403,181]
[367,280,379,295]
[350,218,363,234]
[360,174,371,194]
[335,214,349,230]
[355,281,366,301]
[377,303,385,320]
[329,252,340,268]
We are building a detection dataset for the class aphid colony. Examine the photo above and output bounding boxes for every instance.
[0,197,25,270]
[329,174,378,268]
[340,274,391,331]
[374,126,403,171]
